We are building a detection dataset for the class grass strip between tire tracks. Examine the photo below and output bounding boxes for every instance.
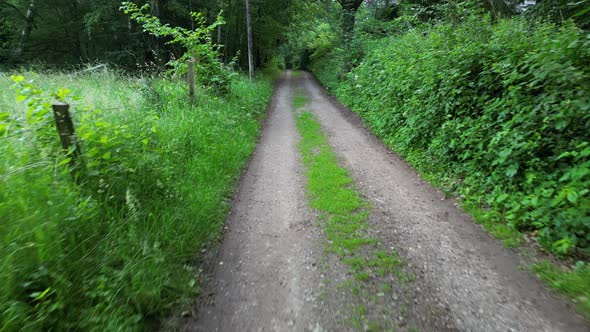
[295,102,410,331]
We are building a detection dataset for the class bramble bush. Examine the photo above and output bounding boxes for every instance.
[312,16,590,257]
[0,71,272,330]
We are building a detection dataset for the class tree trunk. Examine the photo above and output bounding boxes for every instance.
[149,0,162,65]
[224,0,231,62]
[150,0,160,16]
[341,1,357,46]
[69,1,85,61]
[245,0,254,81]
[233,1,240,62]
[218,0,224,45]
[217,0,224,66]
[13,0,35,60]
[340,0,363,71]
[484,0,514,19]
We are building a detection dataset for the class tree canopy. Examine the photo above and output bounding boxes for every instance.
[0,0,296,69]
[1,0,587,70]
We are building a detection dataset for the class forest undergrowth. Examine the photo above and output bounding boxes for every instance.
[0,70,272,330]
[305,14,590,316]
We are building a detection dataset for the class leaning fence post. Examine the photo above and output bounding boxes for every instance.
[52,102,82,181]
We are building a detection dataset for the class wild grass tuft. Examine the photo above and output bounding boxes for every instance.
[293,89,309,109]
[533,261,590,317]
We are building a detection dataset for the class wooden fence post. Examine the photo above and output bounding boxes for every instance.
[188,53,196,103]
[52,102,82,181]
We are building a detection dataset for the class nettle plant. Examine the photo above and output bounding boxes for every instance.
[7,76,158,201]
[7,76,74,155]
[120,2,232,98]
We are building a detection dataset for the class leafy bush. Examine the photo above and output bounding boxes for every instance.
[526,0,590,30]
[312,16,590,257]
[279,0,340,69]
[261,56,285,80]
[0,70,272,330]
[121,2,233,96]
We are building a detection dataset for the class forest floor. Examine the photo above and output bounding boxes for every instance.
[181,71,589,331]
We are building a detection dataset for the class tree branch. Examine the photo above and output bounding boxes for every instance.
[0,1,27,19]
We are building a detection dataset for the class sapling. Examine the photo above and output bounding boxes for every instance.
[120,2,225,102]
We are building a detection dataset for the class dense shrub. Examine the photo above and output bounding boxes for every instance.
[312,17,590,256]
[0,71,272,330]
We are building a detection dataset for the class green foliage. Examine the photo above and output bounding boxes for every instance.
[0,70,272,330]
[1,0,153,66]
[312,16,590,257]
[121,2,232,95]
[403,0,488,22]
[281,0,340,68]
[526,0,590,29]
[0,14,14,62]
[356,14,418,37]
[1,0,299,73]
[261,56,285,80]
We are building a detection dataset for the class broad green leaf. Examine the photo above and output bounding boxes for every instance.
[506,163,519,178]
[567,191,579,203]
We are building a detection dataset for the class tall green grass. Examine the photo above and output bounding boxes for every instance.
[0,70,272,330]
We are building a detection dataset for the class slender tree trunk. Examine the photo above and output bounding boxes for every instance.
[149,0,162,65]
[224,0,231,62]
[218,0,224,45]
[233,1,240,60]
[150,0,160,16]
[484,0,513,19]
[217,0,224,66]
[13,0,35,60]
[69,2,84,61]
[245,0,254,81]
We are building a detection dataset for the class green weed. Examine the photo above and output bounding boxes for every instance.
[381,283,393,293]
[533,261,590,317]
[293,90,309,109]
[462,201,521,248]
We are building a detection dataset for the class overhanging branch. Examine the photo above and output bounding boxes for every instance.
[0,1,27,20]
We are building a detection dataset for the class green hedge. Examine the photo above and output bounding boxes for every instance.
[312,17,590,256]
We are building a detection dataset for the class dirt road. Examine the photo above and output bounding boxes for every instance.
[185,73,330,331]
[184,71,588,331]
